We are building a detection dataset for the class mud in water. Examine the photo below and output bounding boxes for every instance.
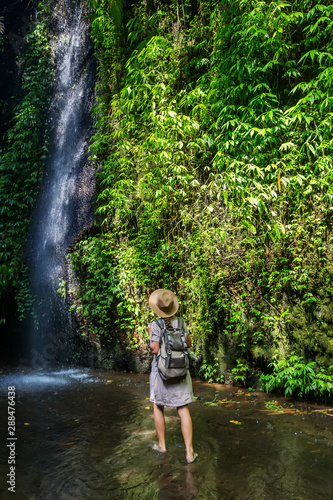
[0,368,332,499]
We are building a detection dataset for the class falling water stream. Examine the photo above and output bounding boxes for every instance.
[26,0,95,369]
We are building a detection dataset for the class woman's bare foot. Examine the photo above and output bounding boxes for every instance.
[151,443,167,453]
[186,452,198,464]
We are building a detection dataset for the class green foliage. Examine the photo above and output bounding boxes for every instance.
[264,400,286,412]
[260,352,333,398]
[199,357,224,383]
[0,20,53,311]
[15,267,37,322]
[70,236,131,342]
[203,391,220,406]
[69,0,333,392]
[89,0,122,28]
[205,0,333,237]
[231,359,250,386]
[57,277,67,299]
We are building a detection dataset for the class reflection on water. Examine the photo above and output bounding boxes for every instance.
[0,370,332,499]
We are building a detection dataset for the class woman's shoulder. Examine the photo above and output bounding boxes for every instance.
[171,316,188,331]
[152,316,186,325]
[172,315,185,322]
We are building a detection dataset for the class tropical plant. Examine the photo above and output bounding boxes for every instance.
[232,359,250,386]
[260,352,333,398]
[199,357,224,383]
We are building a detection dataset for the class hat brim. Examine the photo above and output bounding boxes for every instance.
[149,289,179,317]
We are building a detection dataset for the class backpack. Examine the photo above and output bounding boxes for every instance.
[155,317,189,382]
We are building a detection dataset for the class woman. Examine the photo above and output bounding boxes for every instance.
[148,289,198,463]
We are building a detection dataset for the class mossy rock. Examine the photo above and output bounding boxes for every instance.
[288,304,308,332]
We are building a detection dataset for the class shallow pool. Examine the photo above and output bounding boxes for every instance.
[0,368,332,499]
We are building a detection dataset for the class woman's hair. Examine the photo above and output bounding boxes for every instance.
[163,317,172,329]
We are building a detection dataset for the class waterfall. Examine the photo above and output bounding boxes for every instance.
[26,0,96,369]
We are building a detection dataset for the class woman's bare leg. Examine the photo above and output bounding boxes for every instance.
[177,405,195,461]
[153,403,167,452]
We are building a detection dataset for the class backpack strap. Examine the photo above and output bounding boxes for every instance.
[178,317,188,367]
[177,317,188,351]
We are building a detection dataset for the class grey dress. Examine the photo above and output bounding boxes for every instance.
[149,316,194,407]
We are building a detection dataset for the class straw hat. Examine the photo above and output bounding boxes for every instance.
[149,289,179,318]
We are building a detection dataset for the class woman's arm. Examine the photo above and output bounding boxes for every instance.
[148,323,160,354]
[151,341,160,354]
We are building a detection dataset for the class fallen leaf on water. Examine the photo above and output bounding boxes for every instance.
[24,423,30,426]
[265,412,287,416]
[229,420,242,425]
[107,380,114,383]
[145,406,150,410]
